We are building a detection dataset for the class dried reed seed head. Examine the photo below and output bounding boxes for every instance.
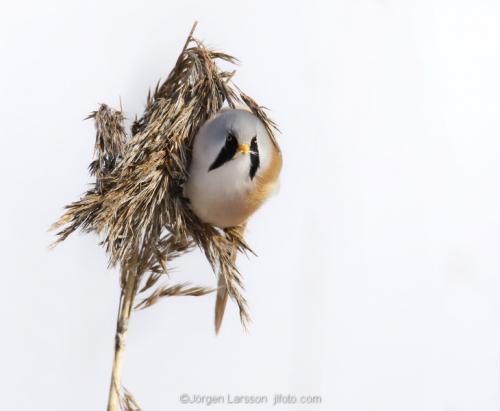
[51,25,279,327]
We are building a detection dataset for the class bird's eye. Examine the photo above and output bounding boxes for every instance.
[249,135,260,180]
[208,132,238,172]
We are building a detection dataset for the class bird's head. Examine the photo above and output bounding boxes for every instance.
[191,109,264,180]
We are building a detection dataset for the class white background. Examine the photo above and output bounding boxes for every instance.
[1,1,500,410]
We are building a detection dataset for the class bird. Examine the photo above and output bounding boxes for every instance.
[184,108,282,333]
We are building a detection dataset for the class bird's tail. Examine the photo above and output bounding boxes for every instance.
[215,224,246,334]
[214,275,229,335]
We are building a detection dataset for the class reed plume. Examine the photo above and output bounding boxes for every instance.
[50,22,278,410]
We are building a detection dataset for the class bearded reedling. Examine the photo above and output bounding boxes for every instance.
[185,109,282,332]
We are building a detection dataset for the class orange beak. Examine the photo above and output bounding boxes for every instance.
[238,143,250,154]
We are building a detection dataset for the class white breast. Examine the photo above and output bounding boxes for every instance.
[184,153,255,228]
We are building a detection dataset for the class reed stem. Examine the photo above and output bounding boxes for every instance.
[107,272,137,411]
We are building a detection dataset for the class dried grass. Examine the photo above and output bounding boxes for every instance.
[50,22,278,411]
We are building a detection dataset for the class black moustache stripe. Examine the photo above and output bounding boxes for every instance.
[249,137,260,180]
[208,134,238,171]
